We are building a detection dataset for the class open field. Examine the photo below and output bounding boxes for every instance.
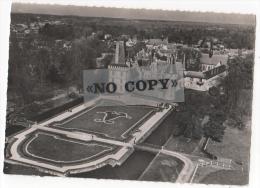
[201,169,248,185]
[193,126,251,185]
[165,135,200,155]
[139,153,184,182]
[70,150,156,180]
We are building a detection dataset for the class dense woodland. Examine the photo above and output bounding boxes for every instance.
[12,13,255,48]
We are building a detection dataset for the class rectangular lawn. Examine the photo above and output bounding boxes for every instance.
[51,105,156,140]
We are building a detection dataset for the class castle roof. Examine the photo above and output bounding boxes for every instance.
[147,39,168,46]
[200,53,228,65]
[184,71,205,79]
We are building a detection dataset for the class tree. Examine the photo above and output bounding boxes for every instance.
[36,48,50,87]
[224,54,254,112]
[12,65,37,105]
[8,34,39,105]
[202,108,226,152]
[39,23,74,40]
[178,47,201,71]
[47,64,62,83]
[69,36,108,89]
[183,114,203,139]
[203,115,225,142]
[172,108,203,140]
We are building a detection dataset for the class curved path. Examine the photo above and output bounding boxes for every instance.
[134,144,194,183]
[6,97,173,175]
[6,95,194,182]
[161,149,194,183]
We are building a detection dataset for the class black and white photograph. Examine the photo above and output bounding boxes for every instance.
[0,0,259,187]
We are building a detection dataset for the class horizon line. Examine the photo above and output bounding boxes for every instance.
[11,2,256,16]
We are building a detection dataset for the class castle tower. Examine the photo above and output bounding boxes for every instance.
[115,41,125,64]
[108,41,129,94]
[182,53,186,70]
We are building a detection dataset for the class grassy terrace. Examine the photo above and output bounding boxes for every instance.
[51,105,156,140]
[25,133,113,163]
[17,131,118,167]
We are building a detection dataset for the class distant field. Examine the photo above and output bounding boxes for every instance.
[51,105,156,140]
